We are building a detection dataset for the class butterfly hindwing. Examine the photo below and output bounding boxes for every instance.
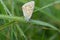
[22,1,35,21]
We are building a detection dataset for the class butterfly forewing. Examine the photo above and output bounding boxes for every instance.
[22,1,35,21]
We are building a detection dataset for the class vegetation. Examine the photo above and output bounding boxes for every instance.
[0,0,60,40]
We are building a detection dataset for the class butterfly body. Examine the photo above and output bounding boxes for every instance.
[22,1,35,21]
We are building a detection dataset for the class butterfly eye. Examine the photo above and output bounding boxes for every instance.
[22,1,35,21]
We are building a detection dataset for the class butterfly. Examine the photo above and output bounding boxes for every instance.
[22,1,35,21]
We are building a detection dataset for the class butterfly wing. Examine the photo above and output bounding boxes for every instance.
[22,1,35,21]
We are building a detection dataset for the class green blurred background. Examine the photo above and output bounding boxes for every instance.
[0,0,60,40]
